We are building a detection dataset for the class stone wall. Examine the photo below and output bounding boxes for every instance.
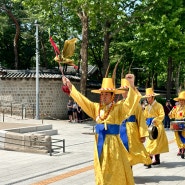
[0,78,99,119]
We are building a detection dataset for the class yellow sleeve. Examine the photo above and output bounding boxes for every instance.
[168,106,185,119]
[143,102,164,126]
[122,87,142,119]
[168,107,176,119]
[135,104,149,137]
[153,103,165,126]
[70,85,97,120]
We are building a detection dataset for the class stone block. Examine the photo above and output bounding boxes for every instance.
[0,130,7,149]
[24,133,51,153]
[4,132,25,151]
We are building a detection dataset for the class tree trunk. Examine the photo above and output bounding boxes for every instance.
[78,11,88,96]
[102,21,111,77]
[2,5,20,69]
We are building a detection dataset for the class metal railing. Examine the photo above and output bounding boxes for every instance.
[0,101,36,120]
[50,138,65,156]
[0,134,65,156]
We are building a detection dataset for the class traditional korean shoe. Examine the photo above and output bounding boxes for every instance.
[177,149,182,156]
[146,164,152,168]
[152,154,160,165]
[144,164,152,168]
[181,149,184,159]
[152,161,160,165]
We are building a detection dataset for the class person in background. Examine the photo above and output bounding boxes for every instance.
[168,91,185,159]
[67,99,73,122]
[143,88,169,166]
[77,104,83,123]
[118,78,152,168]
[72,101,78,122]
[61,72,141,185]
[163,100,173,129]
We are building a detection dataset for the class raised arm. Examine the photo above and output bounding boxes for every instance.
[62,76,97,120]
[122,74,142,118]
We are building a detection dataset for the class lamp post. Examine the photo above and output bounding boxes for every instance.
[35,20,40,119]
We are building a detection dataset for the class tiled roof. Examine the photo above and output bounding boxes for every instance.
[0,70,81,80]
[0,65,98,80]
[65,65,98,75]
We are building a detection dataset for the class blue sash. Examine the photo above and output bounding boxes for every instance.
[146,117,154,126]
[120,115,136,151]
[178,131,185,144]
[96,124,120,159]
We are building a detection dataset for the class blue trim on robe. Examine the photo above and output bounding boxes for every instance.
[178,131,185,144]
[146,117,154,126]
[96,124,120,159]
[120,115,136,151]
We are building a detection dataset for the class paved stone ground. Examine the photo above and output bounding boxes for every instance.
[0,114,185,185]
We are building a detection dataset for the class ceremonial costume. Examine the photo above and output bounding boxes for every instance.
[69,77,141,185]
[168,91,185,158]
[143,88,169,164]
[118,79,152,166]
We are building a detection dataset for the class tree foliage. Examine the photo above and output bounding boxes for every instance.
[0,0,185,97]
[129,0,185,96]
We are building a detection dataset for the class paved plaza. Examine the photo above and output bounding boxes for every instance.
[0,115,185,185]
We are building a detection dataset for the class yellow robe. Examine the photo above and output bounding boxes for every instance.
[122,103,152,165]
[143,101,169,154]
[70,85,141,185]
[168,105,185,149]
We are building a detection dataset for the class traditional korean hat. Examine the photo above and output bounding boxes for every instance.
[143,87,160,98]
[117,65,130,91]
[118,78,130,91]
[174,91,185,101]
[91,62,125,94]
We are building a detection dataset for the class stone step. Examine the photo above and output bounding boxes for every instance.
[31,129,58,136]
[4,124,58,136]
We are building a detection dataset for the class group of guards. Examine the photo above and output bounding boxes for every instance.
[62,69,185,185]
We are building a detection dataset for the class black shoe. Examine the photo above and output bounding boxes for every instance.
[144,164,152,168]
[181,149,185,159]
[177,149,182,156]
[152,161,160,165]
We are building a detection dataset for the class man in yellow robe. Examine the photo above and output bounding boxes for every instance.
[143,88,169,166]
[168,91,185,159]
[118,79,152,168]
[62,74,141,185]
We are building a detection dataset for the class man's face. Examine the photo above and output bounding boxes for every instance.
[146,96,154,105]
[122,91,128,99]
[100,92,113,105]
[179,99,185,106]
[166,102,169,106]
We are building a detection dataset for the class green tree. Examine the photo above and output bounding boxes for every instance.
[0,1,22,69]
[130,0,185,98]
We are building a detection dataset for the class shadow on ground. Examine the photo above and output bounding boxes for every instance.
[135,175,185,184]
